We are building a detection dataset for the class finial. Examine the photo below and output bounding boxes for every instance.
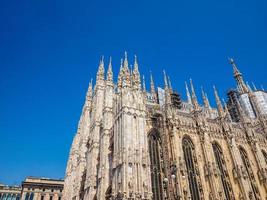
[246,82,252,92]
[190,78,199,109]
[86,78,93,100]
[252,82,257,91]
[150,70,156,98]
[163,70,168,89]
[201,86,210,109]
[142,75,146,92]
[107,56,113,82]
[222,98,232,122]
[213,86,224,117]
[228,57,235,65]
[185,81,192,105]
[97,56,105,82]
[168,76,173,91]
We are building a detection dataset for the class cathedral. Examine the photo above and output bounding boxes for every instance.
[63,53,267,200]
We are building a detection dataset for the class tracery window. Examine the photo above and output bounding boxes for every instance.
[182,137,200,200]
[239,147,260,200]
[148,130,164,200]
[212,143,233,200]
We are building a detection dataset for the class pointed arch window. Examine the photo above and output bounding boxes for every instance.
[182,137,200,200]
[212,143,233,200]
[148,130,164,200]
[239,147,260,200]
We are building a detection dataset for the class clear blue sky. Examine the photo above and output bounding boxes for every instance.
[0,0,266,185]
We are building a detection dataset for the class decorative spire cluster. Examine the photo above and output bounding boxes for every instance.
[90,55,265,123]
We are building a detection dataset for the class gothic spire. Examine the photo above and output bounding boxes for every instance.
[142,75,146,92]
[133,55,141,90]
[123,52,131,87]
[201,86,210,109]
[246,82,252,92]
[117,58,124,90]
[106,57,113,83]
[86,78,93,101]
[163,70,168,89]
[150,70,157,101]
[96,56,105,83]
[229,58,249,94]
[252,82,257,91]
[150,70,156,94]
[213,86,224,117]
[168,76,173,91]
[190,79,199,109]
[222,98,232,122]
[185,81,192,105]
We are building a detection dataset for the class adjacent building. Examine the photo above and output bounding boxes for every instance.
[63,54,267,200]
[0,184,21,200]
[21,177,64,200]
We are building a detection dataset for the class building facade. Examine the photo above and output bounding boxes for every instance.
[63,54,267,200]
[0,184,21,200]
[21,177,64,200]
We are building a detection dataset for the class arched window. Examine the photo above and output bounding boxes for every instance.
[239,147,260,200]
[212,143,233,200]
[148,130,164,200]
[261,150,267,164]
[182,137,200,200]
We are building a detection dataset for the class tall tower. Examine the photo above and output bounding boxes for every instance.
[112,53,152,199]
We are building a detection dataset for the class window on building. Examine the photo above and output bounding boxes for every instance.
[239,147,260,200]
[51,189,54,193]
[2,194,7,200]
[50,196,53,200]
[25,193,29,200]
[58,197,61,200]
[29,193,34,200]
[11,194,17,200]
[182,137,200,200]
[148,130,164,200]
[7,194,12,200]
[41,196,44,200]
[42,189,45,192]
[16,194,20,200]
[212,143,233,200]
